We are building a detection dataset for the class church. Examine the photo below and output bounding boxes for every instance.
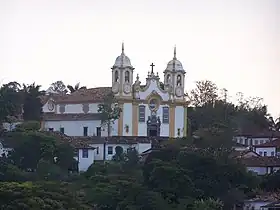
[41,44,188,138]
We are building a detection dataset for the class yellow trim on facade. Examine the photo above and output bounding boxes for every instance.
[132,102,138,136]
[118,103,124,136]
[169,105,175,138]
[183,106,188,137]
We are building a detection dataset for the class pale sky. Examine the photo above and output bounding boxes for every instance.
[0,0,279,117]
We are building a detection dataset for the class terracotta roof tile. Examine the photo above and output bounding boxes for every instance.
[254,138,280,148]
[239,156,280,167]
[236,131,280,138]
[230,150,260,158]
[43,113,102,121]
[53,87,111,104]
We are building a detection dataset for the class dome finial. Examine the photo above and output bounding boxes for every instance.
[173,45,177,60]
[121,42,124,55]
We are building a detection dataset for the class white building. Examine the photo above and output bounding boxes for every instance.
[253,138,280,157]
[233,131,280,146]
[77,137,152,171]
[41,44,188,138]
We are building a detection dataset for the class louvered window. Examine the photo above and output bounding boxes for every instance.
[139,105,145,122]
[162,107,169,123]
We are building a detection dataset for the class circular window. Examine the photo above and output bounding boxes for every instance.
[149,98,159,111]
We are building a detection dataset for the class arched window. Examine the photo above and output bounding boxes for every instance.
[114,71,119,82]
[166,74,171,84]
[125,71,130,82]
[177,75,182,86]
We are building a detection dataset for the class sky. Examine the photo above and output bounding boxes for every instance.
[0,0,279,117]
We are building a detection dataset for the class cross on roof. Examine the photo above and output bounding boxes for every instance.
[150,63,155,73]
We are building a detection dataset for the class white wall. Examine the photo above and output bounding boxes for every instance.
[255,147,276,156]
[243,201,272,210]
[44,120,110,136]
[89,142,152,161]
[234,136,277,146]
[246,166,280,175]
[55,103,99,114]
[123,103,133,136]
[78,148,95,172]
[174,106,185,137]
[137,104,170,137]
[138,80,169,101]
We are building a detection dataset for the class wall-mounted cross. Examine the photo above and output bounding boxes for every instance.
[150,63,155,73]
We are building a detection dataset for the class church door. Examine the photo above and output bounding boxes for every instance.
[146,115,161,137]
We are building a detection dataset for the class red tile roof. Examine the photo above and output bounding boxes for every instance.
[254,138,280,148]
[41,87,111,104]
[239,156,280,167]
[236,131,280,138]
[43,113,102,121]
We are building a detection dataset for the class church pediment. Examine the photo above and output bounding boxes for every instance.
[137,79,170,102]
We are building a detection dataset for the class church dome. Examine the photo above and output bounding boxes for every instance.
[165,59,184,72]
[164,46,185,73]
[112,43,133,68]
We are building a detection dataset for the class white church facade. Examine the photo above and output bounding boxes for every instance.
[41,44,188,138]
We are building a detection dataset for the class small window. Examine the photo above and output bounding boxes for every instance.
[125,71,130,82]
[139,105,145,122]
[260,140,264,144]
[162,107,169,124]
[82,149,88,158]
[259,151,263,156]
[254,140,259,145]
[96,147,99,155]
[83,127,88,136]
[96,127,101,137]
[108,146,113,155]
[264,152,267,156]
[271,151,275,156]
[177,75,182,86]
[60,127,64,134]
[115,71,119,82]
[244,139,248,145]
[48,128,54,131]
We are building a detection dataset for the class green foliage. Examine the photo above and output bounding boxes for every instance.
[261,171,280,191]
[49,80,68,94]
[187,80,270,136]
[0,82,22,123]
[112,146,125,161]
[15,121,41,132]
[0,182,91,209]
[193,198,223,210]
[22,83,44,121]
[67,82,86,93]
[98,92,122,136]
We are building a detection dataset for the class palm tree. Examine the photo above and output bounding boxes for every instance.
[267,115,280,131]
[67,83,86,93]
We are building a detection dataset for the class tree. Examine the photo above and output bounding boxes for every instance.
[98,92,122,136]
[0,182,91,209]
[67,82,86,93]
[267,115,280,131]
[22,83,44,121]
[193,198,223,210]
[112,146,125,161]
[49,80,67,94]
[0,82,22,125]
[188,80,219,107]
[6,131,76,173]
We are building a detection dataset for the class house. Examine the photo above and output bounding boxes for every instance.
[253,139,280,157]
[239,156,280,175]
[239,192,280,210]
[233,131,280,146]
[40,44,188,138]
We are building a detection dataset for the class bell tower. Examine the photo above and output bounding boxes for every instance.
[163,46,186,100]
[111,43,134,98]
